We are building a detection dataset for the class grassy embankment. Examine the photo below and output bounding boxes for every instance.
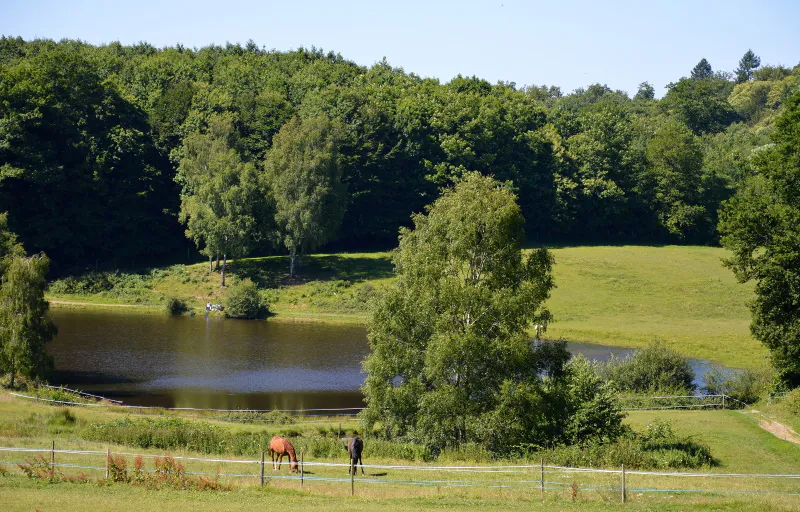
[2,391,800,511]
[47,245,760,368]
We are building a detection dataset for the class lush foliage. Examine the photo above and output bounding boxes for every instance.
[224,278,269,319]
[703,365,774,404]
[538,420,715,470]
[719,91,800,387]
[362,174,624,453]
[597,342,695,393]
[2,38,797,274]
[0,254,57,387]
[264,115,346,277]
[164,296,189,315]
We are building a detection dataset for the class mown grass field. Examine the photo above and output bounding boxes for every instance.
[1,391,800,511]
[47,245,760,367]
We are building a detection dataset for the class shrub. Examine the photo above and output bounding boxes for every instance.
[704,365,774,405]
[780,388,800,416]
[18,455,58,481]
[164,296,189,315]
[108,454,129,483]
[535,420,715,470]
[225,279,269,319]
[598,342,695,393]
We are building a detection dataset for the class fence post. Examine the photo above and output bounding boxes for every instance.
[50,441,55,470]
[722,395,726,410]
[540,458,544,494]
[301,451,304,488]
[621,464,626,504]
[339,423,342,438]
[105,447,110,479]
[260,451,265,487]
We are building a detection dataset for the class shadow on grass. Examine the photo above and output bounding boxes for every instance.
[232,255,394,288]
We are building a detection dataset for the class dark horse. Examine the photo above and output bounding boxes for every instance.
[347,436,364,475]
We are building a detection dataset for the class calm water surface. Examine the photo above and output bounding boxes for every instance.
[47,310,715,410]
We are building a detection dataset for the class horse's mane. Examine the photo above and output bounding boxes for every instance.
[285,440,297,461]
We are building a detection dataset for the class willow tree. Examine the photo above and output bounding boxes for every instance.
[264,116,347,278]
[362,173,621,453]
[0,253,57,388]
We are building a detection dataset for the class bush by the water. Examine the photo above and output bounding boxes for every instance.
[779,388,800,416]
[703,365,774,405]
[598,342,695,393]
[164,296,189,315]
[225,278,269,319]
[536,420,715,470]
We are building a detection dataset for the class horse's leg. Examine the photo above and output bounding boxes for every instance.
[278,453,284,471]
[271,450,276,470]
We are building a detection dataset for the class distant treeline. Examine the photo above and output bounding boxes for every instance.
[1,37,798,270]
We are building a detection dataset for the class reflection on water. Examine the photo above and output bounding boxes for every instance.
[48,310,368,409]
[48,310,717,410]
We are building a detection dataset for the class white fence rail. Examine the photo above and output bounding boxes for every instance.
[2,444,800,502]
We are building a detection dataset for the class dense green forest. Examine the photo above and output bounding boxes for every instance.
[0,36,798,272]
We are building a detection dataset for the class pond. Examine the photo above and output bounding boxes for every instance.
[46,310,716,410]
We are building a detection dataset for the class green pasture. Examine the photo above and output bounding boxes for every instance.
[2,391,800,511]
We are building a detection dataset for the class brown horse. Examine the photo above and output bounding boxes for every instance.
[347,436,364,475]
[269,436,298,472]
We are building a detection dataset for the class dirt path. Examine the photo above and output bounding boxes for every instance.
[744,410,800,445]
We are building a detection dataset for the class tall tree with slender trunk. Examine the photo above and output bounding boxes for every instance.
[264,116,347,278]
[176,113,266,286]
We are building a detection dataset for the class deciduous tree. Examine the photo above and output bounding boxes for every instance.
[361,173,623,452]
[719,91,800,387]
[264,116,347,278]
[176,113,265,286]
[0,254,57,387]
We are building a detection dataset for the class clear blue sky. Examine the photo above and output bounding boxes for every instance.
[3,0,799,97]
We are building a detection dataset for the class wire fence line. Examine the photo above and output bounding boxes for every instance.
[4,445,800,480]
[12,388,739,415]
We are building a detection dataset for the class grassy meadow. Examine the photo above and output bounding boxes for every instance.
[47,245,760,367]
[2,391,800,511]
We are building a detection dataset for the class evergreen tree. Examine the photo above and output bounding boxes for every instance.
[691,58,714,80]
[735,49,761,84]
[634,82,656,100]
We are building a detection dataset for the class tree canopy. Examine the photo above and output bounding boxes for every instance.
[264,115,347,277]
[0,253,57,387]
[176,114,265,285]
[719,91,800,387]
[0,36,798,273]
[361,173,623,452]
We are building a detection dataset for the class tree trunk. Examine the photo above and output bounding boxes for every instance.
[221,254,227,287]
[209,255,213,272]
[214,256,220,272]
[9,355,14,389]
[289,246,297,278]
